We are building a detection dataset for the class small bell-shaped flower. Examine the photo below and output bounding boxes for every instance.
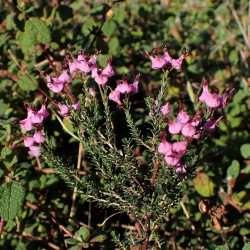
[28,145,41,157]
[109,90,122,105]
[145,49,167,69]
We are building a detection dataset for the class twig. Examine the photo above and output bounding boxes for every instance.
[151,160,160,188]
[98,212,122,227]
[38,44,59,77]
[0,218,4,240]
[218,191,243,213]
[227,0,250,50]
[69,143,82,219]
[26,201,74,238]
[180,200,196,231]
[4,0,20,14]
[8,49,54,104]
[36,156,42,170]
[20,231,61,250]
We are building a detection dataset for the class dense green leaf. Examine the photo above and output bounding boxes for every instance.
[25,17,51,44]
[240,144,250,159]
[227,160,240,179]
[193,173,215,197]
[1,147,18,170]
[102,20,117,37]
[0,181,25,221]
[17,75,37,92]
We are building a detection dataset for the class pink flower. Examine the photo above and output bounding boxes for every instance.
[145,50,167,69]
[172,141,187,156]
[115,79,132,94]
[72,102,81,111]
[89,88,96,97]
[158,140,173,156]
[177,109,190,125]
[168,121,183,135]
[32,99,49,124]
[165,155,181,166]
[102,60,115,77]
[58,69,71,84]
[115,75,140,95]
[199,83,220,108]
[91,58,115,85]
[20,104,35,131]
[28,146,41,157]
[91,68,109,85]
[22,136,34,147]
[130,74,140,94]
[77,51,99,73]
[205,93,220,108]
[58,103,69,117]
[160,102,171,115]
[46,76,64,93]
[109,90,121,105]
[33,131,45,143]
[191,116,202,127]
[181,123,196,137]
[20,118,34,131]
[175,163,187,174]
[65,55,78,74]
[158,140,187,166]
[218,88,234,109]
[204,119,216,133]
[163,46,188,70]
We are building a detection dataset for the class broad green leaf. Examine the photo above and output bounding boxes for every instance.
[193,173,215,197]
[17,75,37,92]
[239,227,250,236]
[227,160,240,179]
[102,20,117,37]
[25,17,51,44]
[0,181,25,221]
[1,147,18,170]
[242,242,250,250]
[0,99,8,116]
[113,9,125,24]
[82,20,96,35]
[0,33,11,47]
[90,231,107,243]
[240,144,250,159]
[108,37,119,53]
[16,30,36,53]
[79,226,90,241]
[65,238,80,245]
[68,246,80,250]
[229,117,242,128]
[215,244,229,250]
[75,226,90,242]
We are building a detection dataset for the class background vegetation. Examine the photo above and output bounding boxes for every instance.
[0,0,249,249]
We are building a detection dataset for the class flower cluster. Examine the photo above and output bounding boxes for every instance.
[199,78,234,109]
[18,99,49,157]
[146,45,188,70]
[109,74,140,105]
[157,78,233,173]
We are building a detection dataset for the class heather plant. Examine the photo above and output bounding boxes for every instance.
[0,0,249,249]
[11,46,235,249]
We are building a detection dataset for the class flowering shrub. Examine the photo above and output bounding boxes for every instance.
[12,46,235,248]
[0,0,249,249]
